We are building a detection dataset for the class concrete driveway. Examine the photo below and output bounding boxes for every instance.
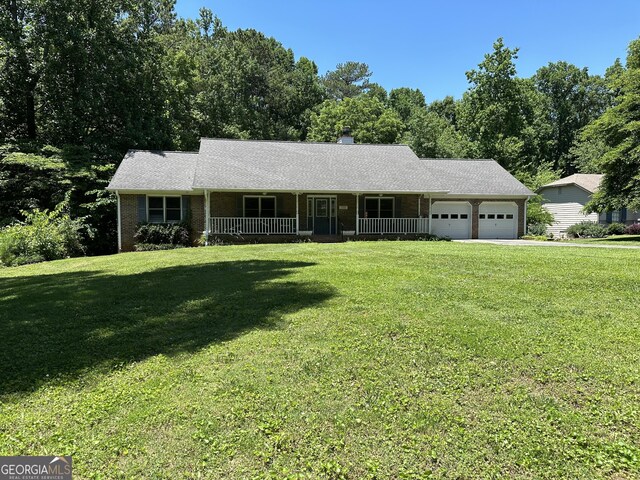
[454,239,640,249]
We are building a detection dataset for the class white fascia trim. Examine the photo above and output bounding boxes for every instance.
[195,188,452,195]
[111,189,198,195]
[431,194,530,200]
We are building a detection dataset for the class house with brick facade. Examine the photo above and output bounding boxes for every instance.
[107,131,533,251]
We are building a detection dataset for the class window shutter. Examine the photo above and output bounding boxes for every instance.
[358,196,364,217]
[621,208,627,223]
[182,196,191,222]
[236,197,243,217]
[137,195,147,223]
[394,196,402,218]
[606,211,612,223]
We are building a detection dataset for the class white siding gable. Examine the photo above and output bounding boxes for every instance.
[540,185,598,238]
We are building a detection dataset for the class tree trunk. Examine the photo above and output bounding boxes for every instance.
[25,84,37,139]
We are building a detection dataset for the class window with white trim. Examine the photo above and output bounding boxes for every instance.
[148,196,181,223]
[364,197,394,218]
[244,196,276,218]
[612,210,620,222]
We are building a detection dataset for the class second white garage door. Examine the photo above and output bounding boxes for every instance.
[431,202,471,239]
[479,202,518,239]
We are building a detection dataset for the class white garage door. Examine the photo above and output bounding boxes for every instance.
[479,202,518,239]
[431,202,471,239]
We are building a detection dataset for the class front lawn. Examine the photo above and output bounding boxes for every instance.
[564,234,640,246]
[0,242,638,478]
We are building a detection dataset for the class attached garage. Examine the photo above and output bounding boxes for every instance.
[478,202,518,239]
[431,201,471,239]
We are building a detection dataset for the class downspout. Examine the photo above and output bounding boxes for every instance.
[116,191,122,252]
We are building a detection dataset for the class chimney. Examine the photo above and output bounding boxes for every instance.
[337,126,354,144]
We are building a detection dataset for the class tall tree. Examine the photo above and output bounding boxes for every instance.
[321,61,372,100]
[307,96,404,144]
[388,87,426,123]
[0,0,42,139]
[533,61,611,175]
[457,38,536,171]
[405,110,472,159]
[427,96,458,126]
[192,27,324,141]
[576,38,640,211]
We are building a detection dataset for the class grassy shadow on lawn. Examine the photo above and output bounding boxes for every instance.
[0,260,333,396]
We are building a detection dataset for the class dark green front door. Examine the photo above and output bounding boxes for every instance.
[313,198,330,234]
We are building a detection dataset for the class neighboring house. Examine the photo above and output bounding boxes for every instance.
[107,131,533,251]
[538,174,640,237]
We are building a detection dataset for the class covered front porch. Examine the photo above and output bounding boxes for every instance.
[204,191,434,237]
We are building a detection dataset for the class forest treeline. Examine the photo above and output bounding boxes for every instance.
[1,1,639,253]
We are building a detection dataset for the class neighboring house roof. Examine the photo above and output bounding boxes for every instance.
[107,138,534,196]
[419,159,534,196]
[539,174,603,194]
[108,150,198,191]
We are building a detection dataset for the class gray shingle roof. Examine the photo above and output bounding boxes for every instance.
[107,150,198,191]
[539,173,603,193]
[195,139,447,193]
[418,159,535,196]
[107,139,533,197]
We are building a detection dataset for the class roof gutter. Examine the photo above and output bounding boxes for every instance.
[187,188,453,195]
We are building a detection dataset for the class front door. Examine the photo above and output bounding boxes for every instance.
[313,198,330,234]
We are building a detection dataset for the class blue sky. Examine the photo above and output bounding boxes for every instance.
[174,0,640,102]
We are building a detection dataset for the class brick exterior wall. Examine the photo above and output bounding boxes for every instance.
[119,192,527,251]
[118,193,206,252]
[210,192,297,218]
[190,195,205,240]
[333,194,356,231]
[119,194,139,252]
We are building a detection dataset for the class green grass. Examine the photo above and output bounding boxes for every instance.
[1,242,639,479]
[564,234,640,246]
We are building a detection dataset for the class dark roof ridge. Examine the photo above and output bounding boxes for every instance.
[199,137,410,147]
[127,149,199,154]
[419,158,496,162]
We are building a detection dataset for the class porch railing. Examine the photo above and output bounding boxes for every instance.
[210,217,296,235]
[358,217,429,234]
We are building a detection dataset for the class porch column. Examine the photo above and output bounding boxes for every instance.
[355,194,360,235]
[295,193,300,235]
[417,195,421,217]
[428,194,432,235]
[204,190,210,245]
